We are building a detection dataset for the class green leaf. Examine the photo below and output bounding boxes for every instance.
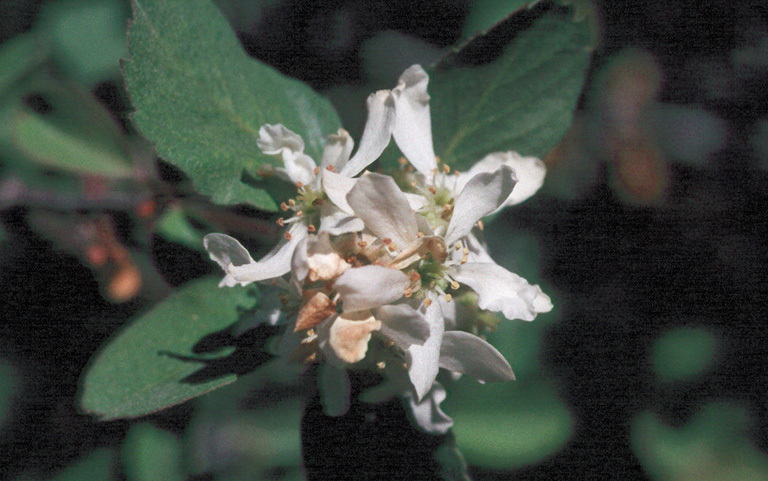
[155,206,204,250]
[0,33,49,96]
[79,277,259,420]
[124,0,341,210]
[461,0,533,39]
[651,327,718,383]
[429,2,593,170]
[46,448,114,481]
[122,423,184,481]
[3,107,133,178]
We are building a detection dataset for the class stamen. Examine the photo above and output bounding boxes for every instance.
[325,164,336,171]
[455,242,462,250]
[398,157,408,166]
[451,281,460,290]
[388,243,397,252]
[357,241,368,248]
[417,232,425,238]
[442,164,450,174]
[276,217,285,226]
[296,210,304,216]
[404,288,413,298]
[460,256,468,264]
[313,166,320,175]
[428,186,437,195]
[284,232,292,240]
[435,156,442,164]
[307,224,316,232]
[477,219,484,231]
[377,361,386,369]
[288,199,296,207]
[280,202,289,211]
[424,298,433,307]
[444,293,452,302]
[296,181,304,190]
[462,247,469,255]
[454,170,460,177]
[382,238,392,245]
[406,165,414,173]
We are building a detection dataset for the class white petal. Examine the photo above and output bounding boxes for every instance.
[346,172,418,249]
[319,204,365,235]
[374,304,429,349]
[406,300,444,401]
[403,382,453,435]
[306,232,350,282]
[290,233,309,283]
[319,364,351,417]
[439,331,515,382]
[392,65,437,175]
[404,192,428,211]
[322,169,356,215]
[204,233,255,271]
[340,90,396,177]
[257,124,316,185]
[334,265,410,312]
[328,310,381,364]
[225,223,308,284]
[464,151,546,208]
[321,128,354,170]
[450,262,553,321]
[445,164,517,245]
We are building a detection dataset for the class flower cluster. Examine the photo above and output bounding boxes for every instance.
[204,65,552,433]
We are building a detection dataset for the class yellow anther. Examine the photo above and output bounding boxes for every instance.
[382,238,392,245]
[313,166,321,175]
[424,298,433,307]
[442,164,450,174]
[460,256,468,264]
[435,156,442,164]
[288,199,296,207]
[462,248,469,255]
[477,219,484,231]
[451,281,460,290]
[455,242,462,250]
[377,361,386,369]
[444,294,452,302]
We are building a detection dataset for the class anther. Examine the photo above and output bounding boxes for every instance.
[284,232,292,240]
[288,199,296,207]
[313,166,320,175]
[428,186,437,195]
[377,361,386,369]
[281,202,289,211]
[307,224,316,232]
[296,181,304,190]
[442,164,450,174]
[417,232,425,238]
[451,281,460,290]
[382,238,392,245]
[388,243,397,252]
[477,219,484,231]
[325,165,336,171]
[435,156,442,164]
[276,217,285,226]
[462,248,469,255]
[357,241,368,248]
[460,256,468,264]
[406,165,414,173]
[398,157,408,166]
[424,298,433,307]
[444,294,452,302]
[296,210,304,216]
[455,242,462,250]
[404,288,413,298]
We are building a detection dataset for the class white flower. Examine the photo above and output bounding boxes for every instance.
[204,87,398,286]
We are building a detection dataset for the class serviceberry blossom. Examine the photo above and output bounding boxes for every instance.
[203,64,553,434]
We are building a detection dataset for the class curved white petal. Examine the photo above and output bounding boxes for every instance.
[322,169,357,215]
[406,299,444,401]
[222,223,308,285]
[392,65,437,175]
[340,90,396,177]
[204,233,255,271]
[403,382,453,435]
[404,192,428,211]
[450,262,552,321]
[439,331,515,382]
[346,172,418,249]
[374,304,429,349]
[445,164,517,245]
[463,151,546,208]
[290,233,309,283]
[334,265,409,312]
[319,204,365,235]
[321,128,354,170]
[319,364,351,417]
[257,124,316,185]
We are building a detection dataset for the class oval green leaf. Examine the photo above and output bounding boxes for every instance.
[430,2,593,170]
[79,277,259,420]
[124,0,341,210]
